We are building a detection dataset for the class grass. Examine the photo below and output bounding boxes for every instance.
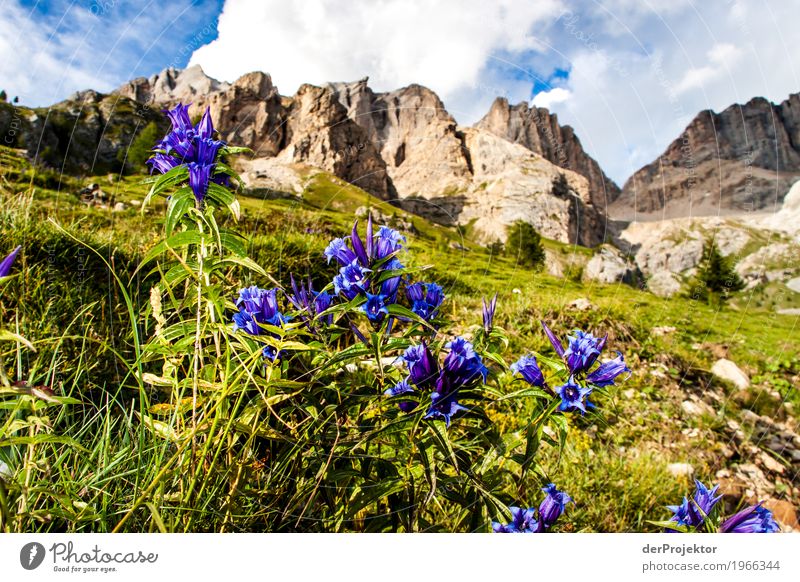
[1,149,798,532]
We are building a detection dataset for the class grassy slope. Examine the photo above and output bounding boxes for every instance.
[1,146,798,531]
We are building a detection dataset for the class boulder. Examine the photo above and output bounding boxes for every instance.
[647,271,682,297]
[584,245,639,285]
[711,359,750,390]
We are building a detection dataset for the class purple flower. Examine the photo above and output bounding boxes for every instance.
[510,354,545,387]
[187,162,213,205]
[443,337,488,386]
[324,238,356,266]
[146,152,180,175]
[402,343,439,390]
[384,377,419,413]
[541,321,608,375]
[541,320,566,359]
[195,107,215,140]
[288,276,333,327]
[424,390,467,427]
[334,259,371,299]
[564,330,607,374]
[232,286,285,334]
[482,293,497,333]
[556,376,594,414]
[361,292,389,322]
[586,351,631,387]
[374,225,405,259]
[407,282,445,321]
[719,503,780,533]
[538,483,572,528]
[0,246,21,278]
[492,506,541,533]
[164,103,193,132]
[667,480,722,529]
[196,137,223,166]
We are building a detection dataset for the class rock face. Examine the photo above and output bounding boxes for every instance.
[475,97,621,210]
[0,90,164,174]
[113,67,612,244]
[116,65,230,105]
[278,84,392,198]
[614,94,800,219]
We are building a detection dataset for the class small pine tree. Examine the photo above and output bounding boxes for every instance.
[0,90,6,102]
[506,220,545,270]
[120,121,163,173]
[691,238,745,304]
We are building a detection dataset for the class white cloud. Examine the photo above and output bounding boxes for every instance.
[674,42,743,94]
[532,87,571,109]
[531,0,800,184]
[190,0,562,100]
[0,1,220,106]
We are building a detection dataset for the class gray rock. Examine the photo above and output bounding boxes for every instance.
[584,246,639,285]
[711,359,750,390]
[667,463,695,477]
[647,271,682,297]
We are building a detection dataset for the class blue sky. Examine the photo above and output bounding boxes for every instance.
[1,0,799,185]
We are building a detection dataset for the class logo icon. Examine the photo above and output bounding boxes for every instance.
[20,542,46,570]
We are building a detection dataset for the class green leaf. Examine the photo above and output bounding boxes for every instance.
[165,187,195,235]
[143,164,188,209]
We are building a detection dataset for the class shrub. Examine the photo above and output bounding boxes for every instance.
[506,220,545,270]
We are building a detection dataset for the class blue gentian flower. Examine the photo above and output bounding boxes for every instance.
[334,259,371,298]
[195,107,215,140]
[148,104,228,209]
[374,225,405,259]
[482,293,497,333]
[232,286,288,362]
[324,238,356,265]
[361,292,389,322]
[667,480,722,529]
[541,321,609,375]
[719,503,780,533]
[325,216,407,306]
[564,330,607,374]
[443,337,488,385]
[402,343,439,389]
[146,152,180,174]
[196,137,223,166]
[538,483,572,528]
[383,377,418,413]
[406,281,444,321]
[492,506,541,533]
[556,376,594,414]
[586,351,631,387]
[232,286,286,335]
[424,390,468,427]
[187,162,213,205]
[287,276,333,327]
[510,354,545,387]
[164,103,193,132]
[0,246,21,278]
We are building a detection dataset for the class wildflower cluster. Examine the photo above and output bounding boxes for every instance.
[664,480,779,533]
[493,484,572,533]
[511,321,632,413]
[324,216,443,324]
[232,286,289,361]
[385,338,488,426]
[147,104,227,208]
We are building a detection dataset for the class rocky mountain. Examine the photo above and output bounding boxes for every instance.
[113,67,610,246]
[0,90,165,174]
[475,97,621,210]
[613,93,800,219]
